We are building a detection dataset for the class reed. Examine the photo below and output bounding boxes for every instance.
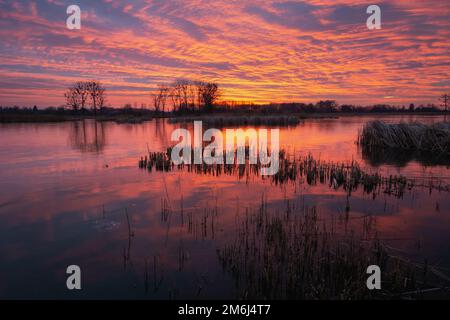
[358,121,450,154]
[216,197,449,299]
[139,149,173,172]
[138,149,450,198]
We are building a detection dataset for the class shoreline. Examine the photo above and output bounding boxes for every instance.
[0,111,448,124]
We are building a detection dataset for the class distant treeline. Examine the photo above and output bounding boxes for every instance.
[1,79,448,116]
[0,105,153,116]
[0,101,446,116]
[212,100,445,114]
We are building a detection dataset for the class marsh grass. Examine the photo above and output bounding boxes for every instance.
[216,197,450,299]
[139,149,450,198]
[358,121,450,154]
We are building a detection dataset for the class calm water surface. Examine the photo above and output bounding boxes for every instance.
[0,115,449,299]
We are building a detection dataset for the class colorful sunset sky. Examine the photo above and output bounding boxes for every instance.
[0,0,449,107]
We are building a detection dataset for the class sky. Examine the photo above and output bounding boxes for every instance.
[0,0,449,107]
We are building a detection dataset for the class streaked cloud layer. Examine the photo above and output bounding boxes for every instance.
[0,0,449,106]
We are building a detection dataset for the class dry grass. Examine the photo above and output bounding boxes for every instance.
[217,197,450,299]
[139,149,450,198]
[358,121,450,154]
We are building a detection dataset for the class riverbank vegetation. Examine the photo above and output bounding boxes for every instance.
[1,80,448,123]
[217,197,450,299]
[0,106,153,123]
[138,148,450,298]
[358,121,450,156]
[138,149,450,198]
[1,103,447,124]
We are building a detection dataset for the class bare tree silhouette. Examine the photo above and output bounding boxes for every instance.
[440,93,450,111]
[75,81,89,110]
[64,87,81,110]
[152,84,170,113]
[197,82,219,111]
[65,81,106,114]
[86,81,106,115]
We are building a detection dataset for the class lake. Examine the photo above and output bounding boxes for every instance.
[0,115,449,299]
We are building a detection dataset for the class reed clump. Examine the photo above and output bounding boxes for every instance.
[358,121,450,154]
[139,149,173,171]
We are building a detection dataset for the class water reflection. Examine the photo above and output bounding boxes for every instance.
[0,115,449,299]
[68,120,107,153]
[360,145,450,167]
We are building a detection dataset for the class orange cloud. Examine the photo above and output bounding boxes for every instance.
[0,0,448,107]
